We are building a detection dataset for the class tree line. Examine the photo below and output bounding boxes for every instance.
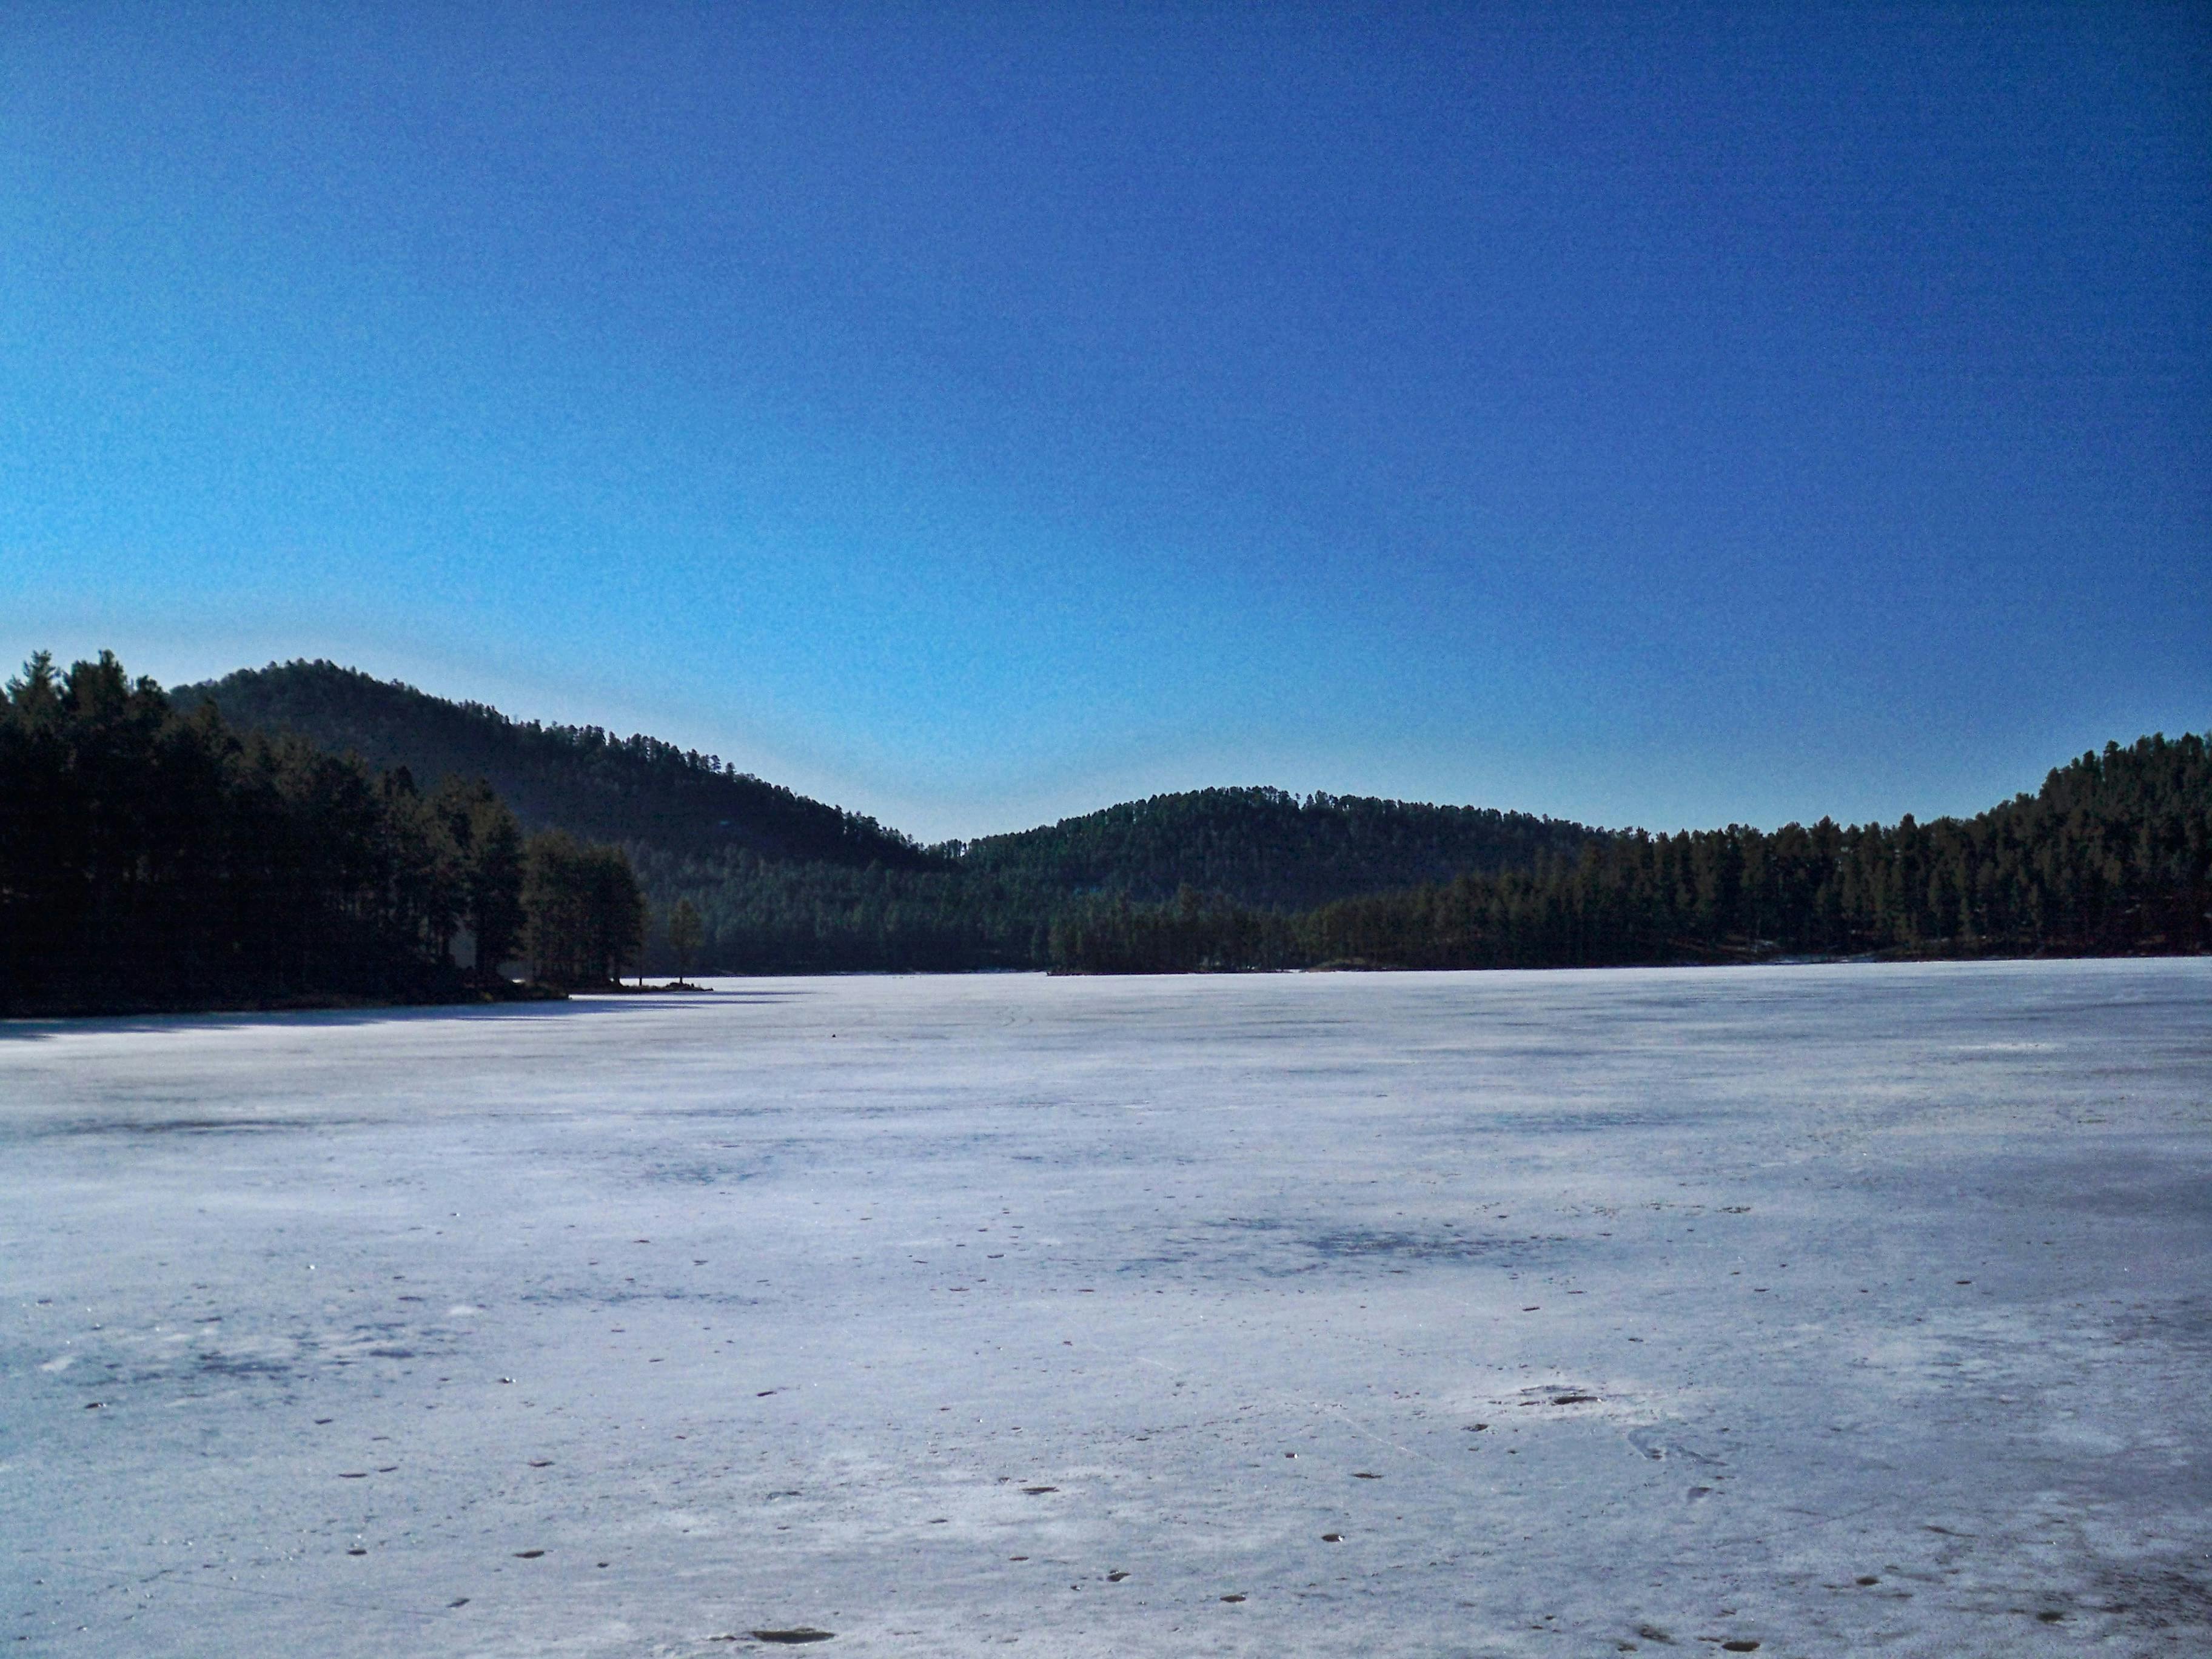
[1048,733,2212,972]
[626,843,1048,974]
[0,653,649,1014]
[7,651,2202,1005]
[626,789,1600,974]
[176,665,1620,973]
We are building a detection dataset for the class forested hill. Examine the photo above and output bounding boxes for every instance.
[182,664,1599,920]
[183,661,935,871]
[1049,732,2212,972]
[956,788,1597,910]
[165,657,2208,979]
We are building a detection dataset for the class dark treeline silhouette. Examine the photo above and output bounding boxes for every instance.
[628,843,1050,973]
[189,664,1615,973]
[1050,734,2212,973]
[0,654,646,1014]
[1049,887,1307,974]
[492,793,1603,976]
[522,830,648,987]
[187,660,932,870]
[11,651,2202,997]
[631,793,1589,973]
[953,788,1595,909]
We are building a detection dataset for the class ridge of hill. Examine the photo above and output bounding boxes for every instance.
[183,662,1598,915]
[181,661,936,871]
[1048,730,2212,971]
[177,660,1609,973]
[956,787,1597,911]
[32,654,2206,980]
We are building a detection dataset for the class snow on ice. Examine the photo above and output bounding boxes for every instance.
[4,959,2208,1655]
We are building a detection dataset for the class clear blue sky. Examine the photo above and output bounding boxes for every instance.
[4,4,2205,840]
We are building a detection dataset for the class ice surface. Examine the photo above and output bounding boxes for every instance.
[4,959,2208,1656]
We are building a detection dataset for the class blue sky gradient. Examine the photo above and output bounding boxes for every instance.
[4,4,2205,839]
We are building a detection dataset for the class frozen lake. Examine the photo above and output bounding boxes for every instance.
[4,960,2208,1657]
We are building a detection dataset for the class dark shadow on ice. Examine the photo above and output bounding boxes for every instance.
[1299,1225,1572,1261]
[1123,1217,1580,1279]
[0,987,808,1042]
[33,1114,372,1139]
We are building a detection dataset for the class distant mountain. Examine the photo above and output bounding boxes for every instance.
[31,648,2197,1003]
[177,660,1603,973]
[127,660,2212,977]
[180,661,935,871]
[957,787,1598,911]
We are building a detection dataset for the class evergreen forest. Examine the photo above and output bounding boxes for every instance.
[2,651,2204,1011]
[1,654,649,1014]
[1048,731,2211,972]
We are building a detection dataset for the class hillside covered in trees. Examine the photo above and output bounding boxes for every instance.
[954,788,1593,910]
[186,661,932,870]
[627,792,1602,974]
[1049,734,2212,972]
[7,651,2205,1002]
[186,662,1610,971]
[1,654,651,1014]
